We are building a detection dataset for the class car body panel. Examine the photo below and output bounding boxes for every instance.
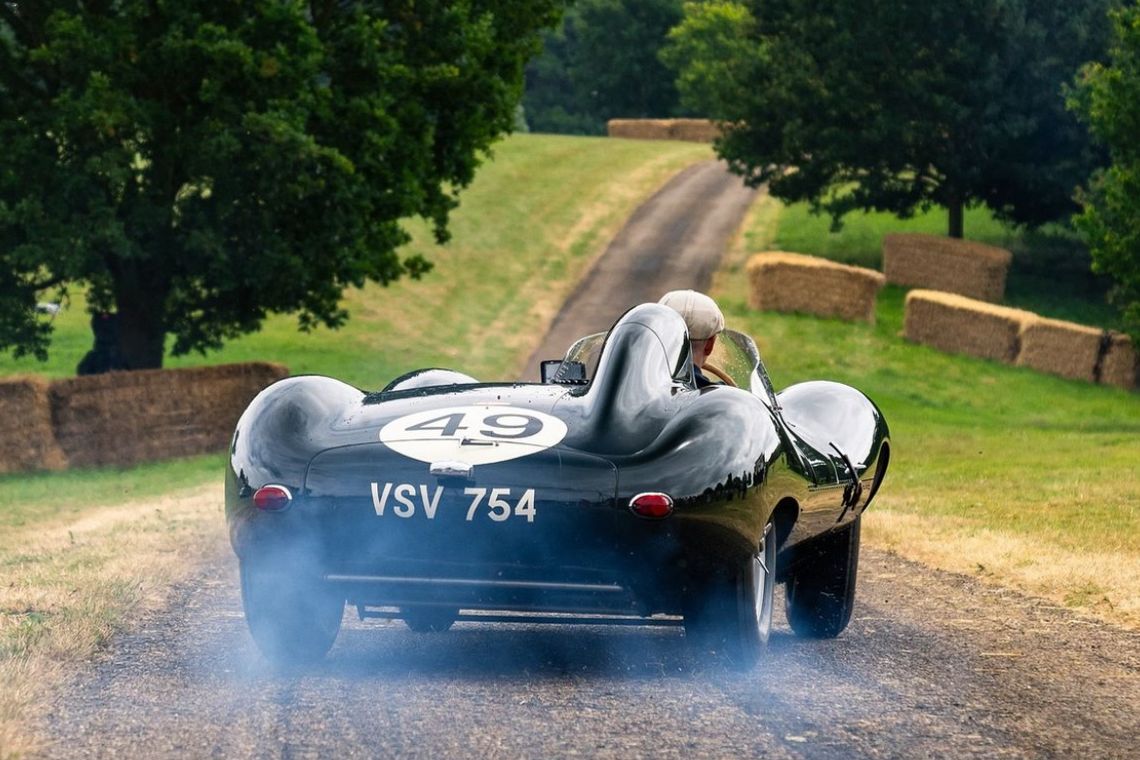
[225,303,889,621]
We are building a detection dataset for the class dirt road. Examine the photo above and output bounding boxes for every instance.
[39,161,1139,758]
[522,159,757,378]
[43,550,1139,758]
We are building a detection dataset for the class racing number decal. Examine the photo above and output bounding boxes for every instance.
[405,412,543,440]
[379,405,568,465]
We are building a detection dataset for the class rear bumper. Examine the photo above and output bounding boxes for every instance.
[326,562,646,616]
[231,495,691,617]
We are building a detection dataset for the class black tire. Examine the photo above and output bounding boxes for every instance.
[240,556,343,666]
[685,523,776,670]
[401,606,459,633]
[785,515,862,638]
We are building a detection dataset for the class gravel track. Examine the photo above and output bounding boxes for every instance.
[522,159,757,378]
[40,160,1139,758]
[45,548,1139,759]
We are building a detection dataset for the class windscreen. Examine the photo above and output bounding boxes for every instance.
[562,327,776,404]
[559,332,607,382]
[707,329,778,406]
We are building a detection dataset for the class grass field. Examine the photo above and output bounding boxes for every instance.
[716,195,1140,625]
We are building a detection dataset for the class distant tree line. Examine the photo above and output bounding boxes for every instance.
[522,0,689,135]
[659,0,1117,241]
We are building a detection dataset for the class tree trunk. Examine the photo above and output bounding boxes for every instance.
[947,195,964,239]
[111,259,169,370]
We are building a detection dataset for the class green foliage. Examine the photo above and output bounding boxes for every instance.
[0,1,566,369]
[663,0,1115,238]
[1071,4,1140,339]
[658,1,758,118]
[523,0,687,135]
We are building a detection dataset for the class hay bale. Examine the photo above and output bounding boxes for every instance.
[745,251,886,323]
[1100,332,1138,390]
[0,376,68,474]
[667,119,721,143]
[607,119,671,140]
[606,118,720,143]
[49,362,288,469]
[904,290,1034,363]
[883,233,1013,302]
[1015,317,1104,382]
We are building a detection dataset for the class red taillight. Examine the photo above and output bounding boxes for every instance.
[629,492,674,519]
[253,484,293,512]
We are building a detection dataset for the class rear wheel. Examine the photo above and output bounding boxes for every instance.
[240,555,343,666]
[685,523,776,670]
[401,606,459,633]
[785,516,861,638]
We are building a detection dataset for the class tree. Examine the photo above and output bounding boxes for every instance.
[524,0,687,135]
[662,0,1115,238]
[0,1,565,369]
[521,6,599,135]
[1071,4,1140,338]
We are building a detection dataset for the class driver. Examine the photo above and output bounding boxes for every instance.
[658,289,725,388]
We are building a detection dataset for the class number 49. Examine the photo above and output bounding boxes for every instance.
[463,487,536,522]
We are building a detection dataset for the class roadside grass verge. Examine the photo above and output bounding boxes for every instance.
[0,134,711,757]
[0,483,222,758]
[717,195,1140,628]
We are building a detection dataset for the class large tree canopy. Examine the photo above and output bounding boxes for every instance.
[662,0,1115,238]
[1071,4,1140,338]
[0,1,565,369]
[523,0,687,135]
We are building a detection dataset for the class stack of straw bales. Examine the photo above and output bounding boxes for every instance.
[884,233,1013,302]
[904,290,1034,363]
[0,376,68,474]
[746,252,886,323]
[606,118,721,143]
[1101,333,1138,390]
[1016,317,1104,382]
[49,362,287,469]
[904,292,1138,389]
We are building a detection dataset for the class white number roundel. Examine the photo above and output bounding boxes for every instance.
[379,405,568,465]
